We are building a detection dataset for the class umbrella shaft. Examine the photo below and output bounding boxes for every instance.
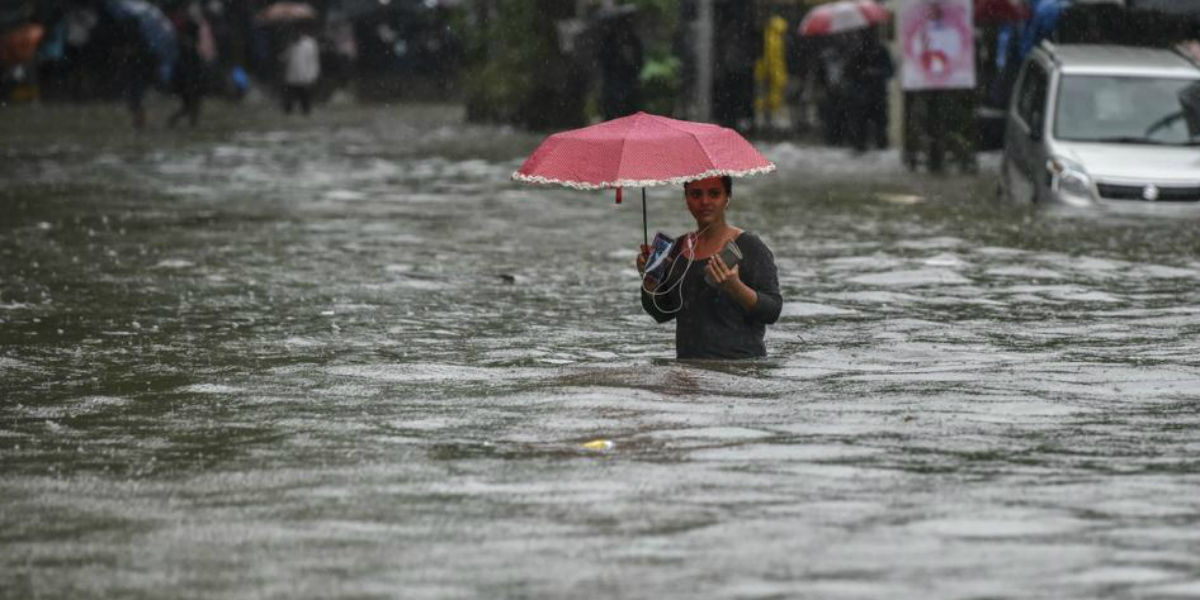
[642,188,648,247]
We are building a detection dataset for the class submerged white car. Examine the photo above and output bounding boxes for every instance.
[1001,43,1200,209]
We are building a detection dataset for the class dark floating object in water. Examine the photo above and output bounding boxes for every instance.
[498,274,517,284]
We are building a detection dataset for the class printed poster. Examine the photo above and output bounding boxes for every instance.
[899,0,976,90]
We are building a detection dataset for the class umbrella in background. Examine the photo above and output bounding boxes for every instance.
[256,2,318,24]
[513,112,775,245]
[975,0,1030,24]
[798,0,889,37]
[105,0,177,82]
[0,23,43,68]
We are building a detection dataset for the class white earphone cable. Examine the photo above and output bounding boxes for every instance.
[641,221,717,314]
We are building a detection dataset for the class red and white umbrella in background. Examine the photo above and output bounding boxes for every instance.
[798,0,890,37]
[513,112,775,244]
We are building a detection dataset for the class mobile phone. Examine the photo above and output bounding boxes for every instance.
[704,239,743,287]
[644,231,675,281]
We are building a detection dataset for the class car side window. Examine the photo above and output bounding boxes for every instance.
[1016,63,1049,132]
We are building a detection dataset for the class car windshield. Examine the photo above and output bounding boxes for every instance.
[1054,75,1200,145]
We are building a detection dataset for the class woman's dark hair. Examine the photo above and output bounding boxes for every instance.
[684,176,733,197]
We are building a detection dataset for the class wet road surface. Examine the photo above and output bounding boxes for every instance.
[2,103,1200,599]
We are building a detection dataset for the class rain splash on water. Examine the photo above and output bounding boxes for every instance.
[2,104,1200,599]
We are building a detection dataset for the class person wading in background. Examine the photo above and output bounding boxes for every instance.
[845,26,894,152]
[113,18,156,129]
[167,20,205,128]
[280,28,320,116]
[598,14,644,120]
[755,15,790,132]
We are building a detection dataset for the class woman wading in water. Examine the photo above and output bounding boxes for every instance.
[636,176,782,359]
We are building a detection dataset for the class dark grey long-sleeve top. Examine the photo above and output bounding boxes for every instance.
[641,231,783,359]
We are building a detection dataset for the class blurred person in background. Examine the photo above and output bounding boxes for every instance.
[280,27,319,115]
[845,26,894,152]
[323,12,358,96]
[598,11,644,120]
[1020,0,1065,60]
[755,15,789,132]
[112,18,156,129]
[59,1,99,101]
[815,38,850,145]
[168,20,205,128]
[714,2,758,131]
[785,21,817,134]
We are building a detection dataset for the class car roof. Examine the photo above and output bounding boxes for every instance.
[1038,44,1200,79]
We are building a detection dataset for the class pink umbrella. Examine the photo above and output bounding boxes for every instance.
[512,112,775,243]
[798,0,890,37]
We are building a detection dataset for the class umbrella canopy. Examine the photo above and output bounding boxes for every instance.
[513,112,775,191]
[256,2,318,23]
[513,112,775,244]
[798,0,889,37]
[0,23,43,68]
[975,0,1030,24]
[105,0,177,79]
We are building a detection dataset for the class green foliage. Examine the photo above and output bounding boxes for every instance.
[462,3,537,123]
[463,0,684,127]
[463,0,585,129]
[628,0,680,116]
[640,54,680,115]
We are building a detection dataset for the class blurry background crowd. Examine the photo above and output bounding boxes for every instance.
[0,0,461,106]
[1,0,1198,149]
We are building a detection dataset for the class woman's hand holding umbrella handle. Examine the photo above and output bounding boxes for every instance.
[637,244,650,274]
[638,244,657,292]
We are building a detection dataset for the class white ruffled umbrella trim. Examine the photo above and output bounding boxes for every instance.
[511,164,777,190]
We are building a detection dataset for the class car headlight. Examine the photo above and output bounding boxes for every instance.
[1045,157,1095,202]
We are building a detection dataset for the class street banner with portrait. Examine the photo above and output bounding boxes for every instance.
[899,0,976,90]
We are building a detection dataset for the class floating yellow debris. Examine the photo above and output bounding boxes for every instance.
[581,439,614,451]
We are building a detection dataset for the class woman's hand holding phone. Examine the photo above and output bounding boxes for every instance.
[705,254,741,291]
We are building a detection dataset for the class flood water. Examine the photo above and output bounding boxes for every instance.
[3,103,1200,599]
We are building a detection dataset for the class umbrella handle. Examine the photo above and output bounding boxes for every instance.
[642,188,648,247]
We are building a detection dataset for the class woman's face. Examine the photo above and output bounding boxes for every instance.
[685,177,728,228]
